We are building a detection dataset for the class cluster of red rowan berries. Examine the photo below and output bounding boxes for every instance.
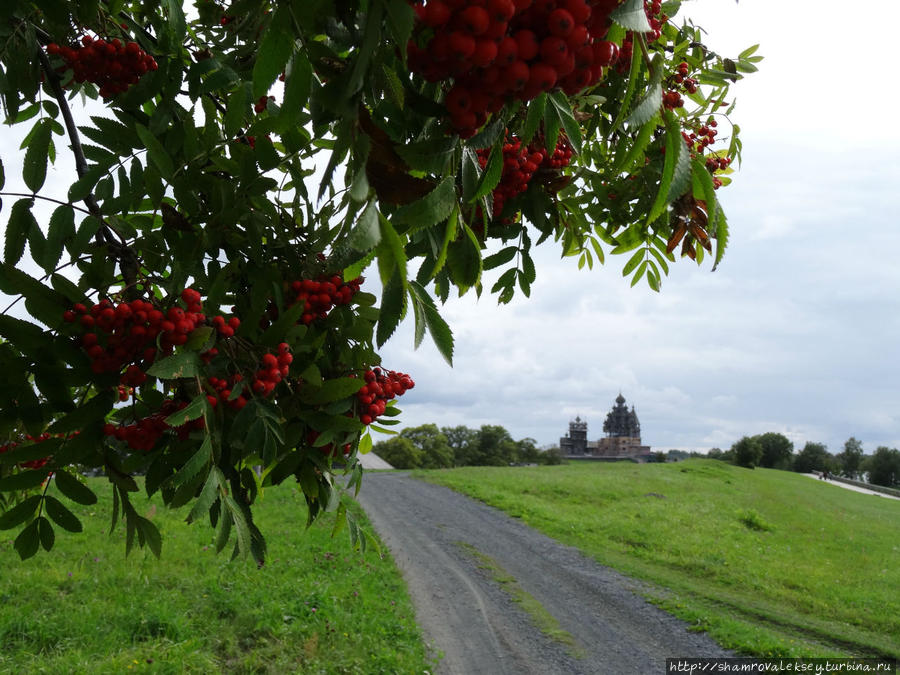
[251,344,293,397]
[356,368,415,426]
[63,289,234,389]
[207,374,248,411]
[478,132,573,219]
[286,275,363,325]
[680,118,729,187]
[103,399,201,451]
[46,36,157,99]
[407,0,624,137]
[663,61,697,109]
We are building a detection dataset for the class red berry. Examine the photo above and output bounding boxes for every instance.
[548,9,575,37]
[424,1,451,27]
[459,6,490,35]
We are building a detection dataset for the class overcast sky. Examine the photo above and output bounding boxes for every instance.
[3,1,898,456]
[381,0,900,454]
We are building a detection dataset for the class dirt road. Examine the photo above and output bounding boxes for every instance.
[356,472,731,674]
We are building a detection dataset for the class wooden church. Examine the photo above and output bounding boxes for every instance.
[559,394,652,461]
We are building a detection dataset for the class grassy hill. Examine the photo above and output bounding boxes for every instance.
[416,459,900,659]
[0,479,432,674]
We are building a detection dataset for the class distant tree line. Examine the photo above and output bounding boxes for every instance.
[704,435,900,489]
[372,424,562,470]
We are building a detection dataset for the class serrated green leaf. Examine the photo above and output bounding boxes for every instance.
[521,93,547,145]
[224,85,249,138]
[446,224,482,292]
[253,9,294,99]
[215,503,232,553]
[169,436,212,491]
[611,0,652,32]
[4,198,33,265]
[146,351,201,379]
[409,281,453,365]
[163,0,186,41]
[392,176,456,231]
[348,202,381,252]
[467,114,507,149]
[376,273,406,348]
[163,394,208,427]
[138,516,162,558]
[43,205,75,273]
[646,110,682,225]
[667,133,693,202]
[44,495,82,533]
[614,112,659,174]
[549,91,582,155]
[54,470,98,505]
[610,223,645,255]
[712,203,728,271]
[648,244,670,275]
[626,83,663,129]
[304,377,365,405]
[14,519,40,560]
[135,123,174,181]
[472,143,503,201]
[395,136,458,173]
[483,246,517,271]
[0,495,41,530]
[186,468,222,524]
[23,119,52,193]
[384,0,415,64]
[622,248,645,277]
[630,259,648,287]
[0,313,44,353]
[377,214,408,285]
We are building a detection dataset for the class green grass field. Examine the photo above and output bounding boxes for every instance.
[415,459,900,659]
[0,479,432,674]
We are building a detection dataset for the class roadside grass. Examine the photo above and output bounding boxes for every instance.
[415,460,900,660]
[0,478,433,674]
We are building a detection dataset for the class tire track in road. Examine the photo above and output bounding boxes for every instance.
[356,472,732,674]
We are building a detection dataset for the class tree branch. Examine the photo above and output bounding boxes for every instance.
[35,37,139,294]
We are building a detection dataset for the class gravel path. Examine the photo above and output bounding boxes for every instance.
[356,472,732,674]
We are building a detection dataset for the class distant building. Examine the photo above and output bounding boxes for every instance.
[560,394,652,462]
